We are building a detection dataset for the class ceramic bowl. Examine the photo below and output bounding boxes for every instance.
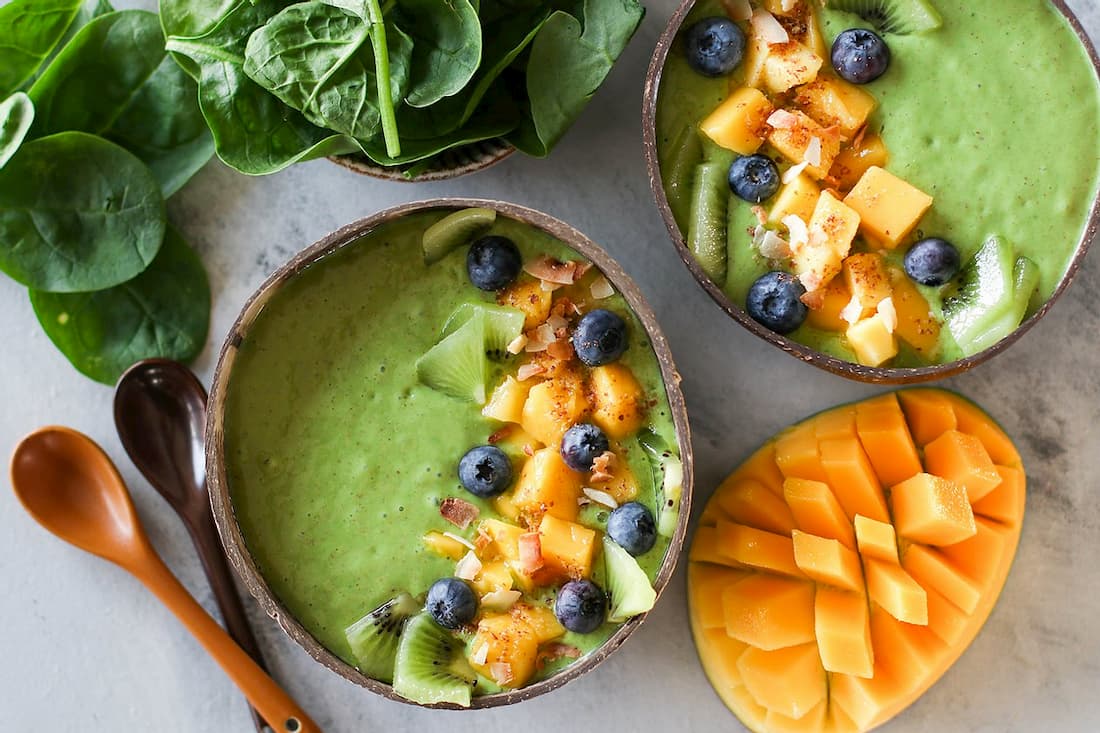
[205,198,694,708]
[642,0,1100,383]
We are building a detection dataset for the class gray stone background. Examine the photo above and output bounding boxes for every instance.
[2,0,1098,730]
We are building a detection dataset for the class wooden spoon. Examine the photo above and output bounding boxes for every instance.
[10,426,321,733]
[114,359,269,732]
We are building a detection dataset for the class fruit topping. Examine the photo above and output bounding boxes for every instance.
[746,271,808,335]
[393,612,478,706]
[904,237,961,286]
[467,235,522,291]
[554,579,608,633]
[441,303,525,361]
[728,154,782,203]
[701,87,775,156]
[422,208,497,264]
[439,497,480,529]
[572,308,628,366]
[603,536,658,622]
[843,165,933,249]
[606,501,658,556]
[683,16,746,77]
[426,577,478,630]
[344,592,421,684]
[831,28,891,84]
[458,446,513,498]
[827,0,943,36]
[560,423,611,472]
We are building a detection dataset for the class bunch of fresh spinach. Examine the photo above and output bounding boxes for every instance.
[0,0,213,384]
[162,0,645,176]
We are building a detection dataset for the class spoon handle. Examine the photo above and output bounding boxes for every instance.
[135,550,322,733]
[191,512,271,732]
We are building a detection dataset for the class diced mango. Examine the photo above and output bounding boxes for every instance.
[794,77,877,137]
[845,313,898,367]
[814,587,873,678]
[887,266,941,359]
[795,192,861,292]
[825,701,862,733]
[767,111,840,179]
[843,166,933,248]
[923,583,969,647]
[870,608,946,683]
[697,627,750,696]
[738,442,788,494]
[689,563,751,630]
[763,0,798,16]
[700,86,774,155]
[864,558,928,625]
[924,430,1003,503]
[843,252,893,319]
[775,423,827,482]
[952,399,1022,466]
[819,437,889,522]
[587,363,646,439]
[492,493,521,522]
[830,133,889,191]
[497,278,552,329]
[829,663,901,731]
[804,6,830,59]
[588,445,639,504]
[483,376,533,424]
[538,514,597,580]
[422,530,469,561]
[938,518,1009,588]
[783,478,857,549]
[740,24,772,89]
[511,447,582,522]
[766,700,828,733]
[715,521,804,578]
[813,405,856,441]
[722,575,816,649]
[511,601,565,643]
[469,612,540,687]
[971,465,1026,526]
[521,376,589,447]
[891,472,977,546]
[853,515,899,565]
[715,478,798,536]
[902,544,981,614]
[471,560,515,596]
[898,389,958,446]
[855,393,922,487]
[805,277,851,332]
[737,643,827,720]
[729,686,769,732]
[792,531,864,592]
[769,173,821,225]
[763,43,824,94]
[691,525,739,567]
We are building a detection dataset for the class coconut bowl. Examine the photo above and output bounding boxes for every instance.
[642,0,1100,384]
[205,198,694,708]
[329,139,515,181]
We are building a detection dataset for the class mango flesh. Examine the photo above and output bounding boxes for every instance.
[688,390,1025,733]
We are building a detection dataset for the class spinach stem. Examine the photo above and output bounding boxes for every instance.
[365,0,400,157]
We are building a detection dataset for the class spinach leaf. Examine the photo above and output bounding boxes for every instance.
[0,131,165,292]
[167,0,361,174]
[32,0,116,83]
[243,1,412,141]
[507,0,643,156]
[0,0,83,96]
[395,0,481,108]
[0,93,34,170]
[159,0,249,79]
[28,10,214,196]
[30,225,210,385]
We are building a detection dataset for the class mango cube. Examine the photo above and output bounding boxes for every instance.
[923,583,970,647]
[855,394,922,487]
[843,252,893,320]
[471,560,515,596]
[538,514,597,580]
[898,389,958,446]
[791,531,863,591]
[588,444,639,504]
[737,643,827,720]
[783,478,857,549]
[766,702,828,733]
[768,173,820,226]
[741,26,772,88]
[697,627,750,695]
[422,530,468,561]
[830,663,901,731]
[715,478,798,536]
[483,376,532,424]
[511,602,565,643]
[819,437,889,522]
[924,429,1003,503]
[794,77,877,137]
[480,518,525,563]
[814,587,874,678]
[971,465,1025,526]
[722,575,816,649]
[853,515,899,565]
[902,544,981,614]
[715,521,804,578]
[864,558,928,625]
[794,192,860,292]
[469,612,540,687]
[700,86,774,155]
[845,313,898,367]
[690,525,739,566]
[938,518,1009,587]
[813,405,856,441]
[587,363,645,439]
[521,376,589,446]
[497,278,551,329]
[843,166,933,248]
[775,423,827,482]
[830,133,889,191]
[891,472,977,546]
[805,277,850,332]
[766,110,839,179]
[511,447,582,522]
[870,608,945,682]
[689,563,750,630]
[887,266,941,359]
[763,43,824,94]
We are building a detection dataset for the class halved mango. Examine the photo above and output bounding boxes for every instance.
[737,643,827,720]
[722,575,816,650]
[923,430,1002,503]
[715,478,798,536]
[854,393,922,488]
[890,473,976,546]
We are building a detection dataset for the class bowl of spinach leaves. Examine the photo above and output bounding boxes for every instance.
[161,0,646,180]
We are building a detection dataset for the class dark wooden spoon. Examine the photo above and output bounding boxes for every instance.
[114,359,270,733]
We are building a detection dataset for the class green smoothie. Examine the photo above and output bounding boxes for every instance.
[657,0,1100,366]
[222,210,680,695]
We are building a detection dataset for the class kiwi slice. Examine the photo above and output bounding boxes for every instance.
[688,155,733,284]
[665,125,704,233]
[943,236,1017,356]
[416,315,489,403]
[954,256,1040,356]
[638,429,684,538]
[392,613,478,707]
[344,592,421,683]
[441,303,525,360]
[826,0,943,35]
[603,537,658,623]
[422,207,497,264]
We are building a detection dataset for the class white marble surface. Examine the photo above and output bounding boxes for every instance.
[3,1,1100,730]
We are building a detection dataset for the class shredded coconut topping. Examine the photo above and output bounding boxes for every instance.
[767,109,800,130]
[471,642,490,665]
[589,276,615,300]
[804,136,823,168]
[506,334,528,354]
[442,531,476,551]
[841,295,864,325]
[782,160,810,184]
[582,487,619,509]
[440,497,479,530]
[878,297,898,333]
[782,215,809,250]
[516,363,546,381]
[759,230,791,260]
[751,7,789,44]
[480,589,522,612]
[454,551,482,581]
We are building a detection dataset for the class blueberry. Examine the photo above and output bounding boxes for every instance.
[467,236,521,291]
[458,445,512,498]
[571,309,628,366]
[728,154,781,204]
[831,28,891,84]
[554,579,607,634]
[904,237,961,286]
[606,502,657,556]
[426,578,477,630]
[746,271,808,335]
[683,16,746,77]
[560,423,610,472]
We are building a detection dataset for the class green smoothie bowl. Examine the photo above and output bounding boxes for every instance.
[205,200,693,708]
[643,0,1100,382]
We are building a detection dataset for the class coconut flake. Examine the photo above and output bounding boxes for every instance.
[540,280,563,292]
[583,487,619,509]
[723,0,752,21]
[506,334,528,354]
[878,297,898,333]
[781,0,797,11]
[443,531,476,552]
[455,551,482,580]
[804,137,823,168]
[481,589,522,612]
[524,256,579,285]
[536,322,556,344]
[759,230,791,260]
[590,276,615,300]
[471,642,490,666]
[767,109,800,130]
[840,295,864,324]
[547,339,574,361]
[751,224,768,249]
[440,497,479,530]
[536,643,582,670]
[518,532,544,572]
[546,314,568,331]
[516,363,546,381]
[782,215,809,250]
[490,662,514,685]
[782,160,810,184]
[751,8,789,44]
